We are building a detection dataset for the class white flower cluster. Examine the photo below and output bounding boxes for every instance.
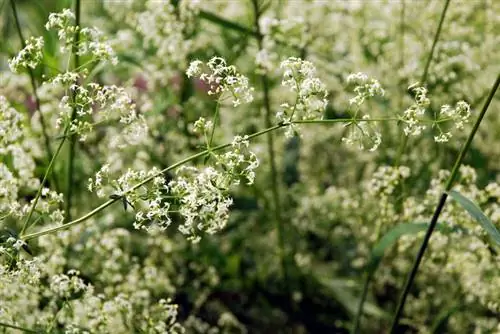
[50,270,88,298]
[341,115,382,152]
[0,97,39,212]
[401,84,430,137]
[401,84,472,143]
[169,136,259,242]
[339,72,385,151]
[136,1,193,71]
[46,9,117,64]
[434,101,471,142]
[346,72,385,107]
[186,57,254,107]
[52,76,145,142]
[255,16,308,73]
[278,57,328,137]
[8,36,44,73]
[367,165,411,196]
[169,166,233,243]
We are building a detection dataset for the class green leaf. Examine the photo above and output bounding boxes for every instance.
[448,190,500,247]
[367,222,460,274]
[431,304,462,333]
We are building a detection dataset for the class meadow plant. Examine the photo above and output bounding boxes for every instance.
[0,1,499,333]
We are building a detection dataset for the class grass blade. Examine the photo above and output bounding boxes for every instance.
[448,190,500,246]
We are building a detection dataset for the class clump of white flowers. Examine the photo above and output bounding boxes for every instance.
[8,37,44,73]
[341,72,385,151]
[167,135,259,242]
[54,80,143,141]
[277,57,329,137]
[401,83,472,142]
[186,57,254,107]
[346,72,385,107]
[46,9,117,64]
[401,84,430,137]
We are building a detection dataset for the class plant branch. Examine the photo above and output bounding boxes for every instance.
[20,133,67,236]
[389,73,499,332]
[22,123,286,241]
[65,0,81,223]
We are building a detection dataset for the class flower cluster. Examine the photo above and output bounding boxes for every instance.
[46,9,117,64]
[434,101,471,142]
[401,84,430,136]
[186,57,254,107]
[169,136,259,242]
[277,57,328,137]
[8,36,44,73]
[346,72,385,107]
[52,75,145,142]
[400,84,472,142]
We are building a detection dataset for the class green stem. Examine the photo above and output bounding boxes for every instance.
[20,135,67,236]
[0,322,39,333]
[22,123,286,241]
[389,73,499,333]
[252,0,290,286]
[208,101,220,148]
[65,0,81,223]
[10,0,59,193]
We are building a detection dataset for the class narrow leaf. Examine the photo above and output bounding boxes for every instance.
[367,222,459,274]
[448,190,500,246]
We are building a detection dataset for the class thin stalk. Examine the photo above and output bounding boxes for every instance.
[65,0,81,223]
[208,101,220,148]
[20,134,67,236]
[252,0,290,285]
[10,0,59,192]
[394,0,451,165]
[389,73,499,333]
[0,322,39,333]
[22,123,286,241]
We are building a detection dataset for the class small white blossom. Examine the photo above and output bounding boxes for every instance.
[8,37,44,73]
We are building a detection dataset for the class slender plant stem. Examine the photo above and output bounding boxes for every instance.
[20,134,67,236]
[10,0,59,192]
[252,0,290,286]
[22,123,286,241]
[0,322,39,333]
[20,113,407,242]
[208,101,220,148]
[389,73,500,333]
[65,0,81,223]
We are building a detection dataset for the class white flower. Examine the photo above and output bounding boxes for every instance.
[8,37,44,73]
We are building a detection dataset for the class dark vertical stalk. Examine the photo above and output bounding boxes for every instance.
[10,0,59,192]
[251,0,290,286]
[65,0,81,223]
[389,73,499,332]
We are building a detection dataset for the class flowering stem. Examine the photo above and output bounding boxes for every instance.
[252,0,291,287]
[20,133,68,236]
[389,73,499,332]
[394,0,451,166]
[9,0,59,193]
[65,0,81,223]
[21,123,286,241]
